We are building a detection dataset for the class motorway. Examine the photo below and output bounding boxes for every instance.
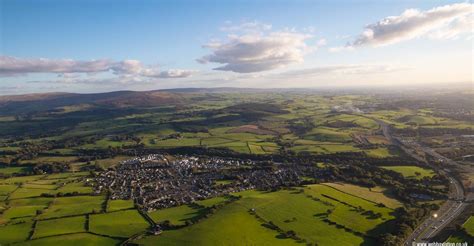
[374,119,468,245]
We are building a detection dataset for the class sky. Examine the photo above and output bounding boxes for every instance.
[0,0,472,95]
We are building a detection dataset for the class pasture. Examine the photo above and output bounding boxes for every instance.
[137,200,299,246]
[38,195,104,219]
[33,215,86,238]
[0,221,33,244]
[22,233,121,246]
[148,204,203,226]
[107,199,135,212]
[323,183,402,209]
[136,183,400,245]
[381,166,435,180]
[89,209,149,238]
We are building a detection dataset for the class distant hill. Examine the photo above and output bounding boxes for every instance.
[0,90,183,115]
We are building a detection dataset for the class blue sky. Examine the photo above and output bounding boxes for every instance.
[1,0,472,94]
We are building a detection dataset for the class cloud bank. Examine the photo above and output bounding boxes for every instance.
[345,3,472,48]
[0,56,195,80]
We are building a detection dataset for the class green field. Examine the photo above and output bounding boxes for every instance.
[137,199,299,246]
[365,147,395,158]
[148,204,203,226]
[0,184,18,195]
[136,184,400,245]
[39,196,104,219]
[0,221,33,244]
[33,215,86,238]
[303,184,394,236]
[323,183,402,209]
[195,196,230,208]
[0,166,30,175]
[57,181,93,194]
[20,233,121,246]
[381,166,435,180]
[89,209,149,238]
[9,188,57,200]
[107,199,135,212]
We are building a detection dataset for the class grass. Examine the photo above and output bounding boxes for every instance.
[148,204,203,226]
[20,232,121,246]
[195,196,229,208]
[0,175,45,185]
[0,184,18,195]
[94,156,131,169]
[20,156,77,165]
[306,127,352,142]
[366,135,389,145]
[248,144,266,154]
[304,184,395,236]
[0,166,30,175]
[200,137,235,146]
[0,221,33,244]
[319,144,359,153]
[8,197,53,207]
[364,147,395,158]
[2,205,46,222]
[237,189,368,245]
[323,183,402,209]
[39,196,104,219]
[381,166,435,180]
[33,216,86,238]
[57,182,93,194]
[464,216,474,236]
[9,188,56,200]
[44,172,89,180]
[107,199,135,212]
[89,209,149,238]
[136,185,394,245]
[136,199,299,246]
[151,138,201,147]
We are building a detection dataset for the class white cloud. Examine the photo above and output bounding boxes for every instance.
[155,69,197,78]
[198,28,315,73]
[0,56,112,75]
[343,3,472,48]
[111,60,144,74]
[428,13,473,40]
[0,56,195,80]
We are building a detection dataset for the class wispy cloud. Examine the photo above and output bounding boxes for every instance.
[334,2,472,49]
[277,64,408,78]
[198,21,323,73]
[220,21,272,33]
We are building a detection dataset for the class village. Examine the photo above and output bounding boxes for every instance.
[93,154,320,212]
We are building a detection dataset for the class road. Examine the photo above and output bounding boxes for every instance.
[374,119,467,245]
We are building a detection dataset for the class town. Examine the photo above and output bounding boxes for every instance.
[93,154,318,211]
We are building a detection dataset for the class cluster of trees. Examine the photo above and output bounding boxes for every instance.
[32,163,69,174]
[378,205,437,246]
